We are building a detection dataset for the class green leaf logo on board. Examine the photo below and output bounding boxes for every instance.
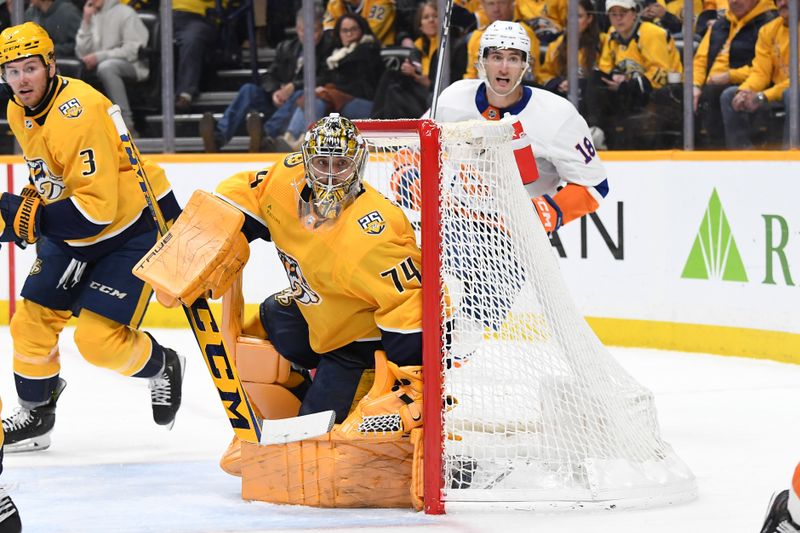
[682,189,747,282]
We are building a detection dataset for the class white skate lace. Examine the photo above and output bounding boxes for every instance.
[2,408,33,432]
[149,374,171,406]
[778,521,800,533]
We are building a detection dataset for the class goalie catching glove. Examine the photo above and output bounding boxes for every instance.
[133,190,250,307]
[0,187,42,245]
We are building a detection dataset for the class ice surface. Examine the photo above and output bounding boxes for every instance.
[1,327,797,533]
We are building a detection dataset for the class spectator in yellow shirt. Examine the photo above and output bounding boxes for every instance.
[691,0,776,147]
[323,0,396,46]
[597,0,682,148]
[720,0,797,148]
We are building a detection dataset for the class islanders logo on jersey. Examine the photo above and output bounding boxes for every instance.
[276,248,321,305]
[58,98,83,119]
[25,157,65,201]
[358,210,385,235]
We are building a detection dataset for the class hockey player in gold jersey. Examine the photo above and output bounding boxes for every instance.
[213,114,422,422]
[0,22,185,452]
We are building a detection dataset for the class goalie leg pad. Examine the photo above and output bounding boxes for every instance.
[240,432,418,508]
[133,190,249,307]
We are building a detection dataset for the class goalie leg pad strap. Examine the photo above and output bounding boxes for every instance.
[335,351,423,438]
[133,190,249,307]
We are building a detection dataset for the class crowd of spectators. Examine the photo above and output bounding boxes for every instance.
[0,0,796,150]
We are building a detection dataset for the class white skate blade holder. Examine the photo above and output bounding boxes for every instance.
[4,435,52,453]
[260,410,336,445]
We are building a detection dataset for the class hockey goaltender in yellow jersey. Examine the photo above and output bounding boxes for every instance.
[215,152,422,355]
[135,114,425,508]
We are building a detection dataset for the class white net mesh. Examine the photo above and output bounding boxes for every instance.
[358,119,695,510]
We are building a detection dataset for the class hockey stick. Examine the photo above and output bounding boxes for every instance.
[430,0,454,120]
[107,105,335,445]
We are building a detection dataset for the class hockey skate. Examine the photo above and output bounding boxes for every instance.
[2,378,67,453]
[149,348,186,429]
[0,487,20,533]
[761,490,800,533]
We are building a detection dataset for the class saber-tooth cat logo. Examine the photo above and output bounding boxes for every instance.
[25,157,65,201]
[276,248,320,305]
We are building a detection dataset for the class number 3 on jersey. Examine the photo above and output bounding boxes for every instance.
[380,257,421,293]
[574,137,596,164]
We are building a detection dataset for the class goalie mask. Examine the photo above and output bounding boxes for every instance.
[477,21,531,97]
[299,113,367,224]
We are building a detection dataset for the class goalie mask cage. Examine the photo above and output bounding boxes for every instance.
[353,119,696,514]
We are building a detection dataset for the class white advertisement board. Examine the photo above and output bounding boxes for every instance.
[2,153,798,358]
[555,159,800,335]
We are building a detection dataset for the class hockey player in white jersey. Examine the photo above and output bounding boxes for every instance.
[428,20,610,365]
[435,20,609,233]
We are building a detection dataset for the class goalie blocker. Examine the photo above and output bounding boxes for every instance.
[133,190,335,445]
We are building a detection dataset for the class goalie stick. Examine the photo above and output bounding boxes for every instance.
[107,105,335,445]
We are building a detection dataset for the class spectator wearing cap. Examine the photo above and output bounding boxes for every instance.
[691,0,776,147]
[720,0,798,148]
[597,0,682,148]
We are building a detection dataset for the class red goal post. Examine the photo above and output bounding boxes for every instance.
[353,119,696,515]
[355,119,445,513]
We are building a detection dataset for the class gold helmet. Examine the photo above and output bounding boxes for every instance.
[0,22,55,68]
[300,113,367,221]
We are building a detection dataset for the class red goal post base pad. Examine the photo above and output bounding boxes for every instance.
[240,427,424,510]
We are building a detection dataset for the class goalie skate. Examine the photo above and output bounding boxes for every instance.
[2,378,66,453]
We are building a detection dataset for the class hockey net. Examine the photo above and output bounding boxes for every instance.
[354,119,696,514]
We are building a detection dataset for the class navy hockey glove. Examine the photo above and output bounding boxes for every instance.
[0,189,41,245]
